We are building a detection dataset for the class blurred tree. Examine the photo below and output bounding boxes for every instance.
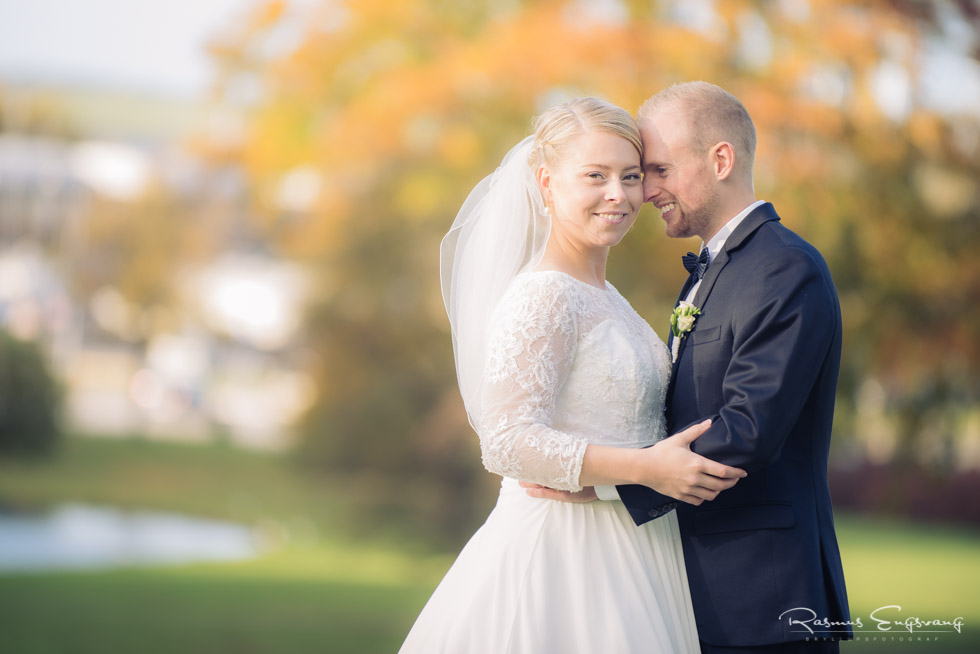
[0,330,63,458]
[204,0,980,539]
[64,186,193,346]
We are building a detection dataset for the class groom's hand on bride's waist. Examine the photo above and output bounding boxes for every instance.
[520,482,598,503]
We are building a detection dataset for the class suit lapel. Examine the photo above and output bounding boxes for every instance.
[665,203,781,410]
[691,249,728,311]
[665,275,695,412]
[687,202,781,314]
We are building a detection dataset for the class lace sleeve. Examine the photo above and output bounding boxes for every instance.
[476,275,589,491]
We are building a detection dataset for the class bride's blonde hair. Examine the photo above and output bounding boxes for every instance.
[529,97,642,170]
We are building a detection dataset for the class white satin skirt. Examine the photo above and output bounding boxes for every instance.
[399,478,700,653]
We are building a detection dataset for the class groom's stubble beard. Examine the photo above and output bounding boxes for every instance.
[665,206,709,239]
[664,175,722,241]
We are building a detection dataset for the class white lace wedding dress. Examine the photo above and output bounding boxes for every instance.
[400,270,700,653]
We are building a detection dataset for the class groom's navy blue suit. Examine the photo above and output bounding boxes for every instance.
[619,203,852,649]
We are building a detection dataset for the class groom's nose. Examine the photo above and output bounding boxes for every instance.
[642,176,661,204]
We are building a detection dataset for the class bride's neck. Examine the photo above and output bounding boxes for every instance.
[536,237,608,288]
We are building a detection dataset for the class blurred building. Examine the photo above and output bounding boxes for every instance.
[0,91,313,450]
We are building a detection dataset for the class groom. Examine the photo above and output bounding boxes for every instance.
[530,82,852,653]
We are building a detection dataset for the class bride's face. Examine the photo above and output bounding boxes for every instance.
[538,129,643,251]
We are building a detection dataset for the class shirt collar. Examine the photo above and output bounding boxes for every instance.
[703,200,765,263]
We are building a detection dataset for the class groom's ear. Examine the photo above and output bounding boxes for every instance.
[710,141,736,181]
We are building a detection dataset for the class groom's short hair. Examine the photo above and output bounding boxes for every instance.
[638,81,756,179]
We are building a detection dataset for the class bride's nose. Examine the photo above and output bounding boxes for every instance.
[605,179,626,203]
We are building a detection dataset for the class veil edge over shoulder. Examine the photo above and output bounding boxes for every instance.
[439,135,551,429]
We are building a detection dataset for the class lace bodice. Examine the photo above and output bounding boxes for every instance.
[477,270,671,491]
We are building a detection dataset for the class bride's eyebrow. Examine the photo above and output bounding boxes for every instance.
[578,163,642,170]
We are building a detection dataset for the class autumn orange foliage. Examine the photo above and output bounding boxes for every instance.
[201,0,979,491]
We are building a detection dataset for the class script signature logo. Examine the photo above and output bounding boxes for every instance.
[869,606,965,634]
[778,606,965,635]
[778,608,862,634]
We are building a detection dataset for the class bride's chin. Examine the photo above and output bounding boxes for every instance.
[607,228,635,246]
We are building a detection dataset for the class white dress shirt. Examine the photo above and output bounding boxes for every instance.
[594,200,766,502]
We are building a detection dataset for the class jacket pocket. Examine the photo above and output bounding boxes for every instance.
[692,503,796,535]
[690,325,721,345]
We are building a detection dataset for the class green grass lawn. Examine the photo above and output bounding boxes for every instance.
[0,437,453,653]
[0,553,440,654]
[835,514,979,653]
[0,437,353,532]
[1,437,977,653]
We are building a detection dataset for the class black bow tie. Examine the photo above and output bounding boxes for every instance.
[682,247,710,280]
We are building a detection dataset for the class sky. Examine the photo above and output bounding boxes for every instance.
[0,0,248,98]
[0,0,976,115]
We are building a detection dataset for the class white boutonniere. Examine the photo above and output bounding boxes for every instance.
[670,302,701,362]
[670,301,701,339]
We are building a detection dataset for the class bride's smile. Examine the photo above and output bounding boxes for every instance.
[538,129,643,250]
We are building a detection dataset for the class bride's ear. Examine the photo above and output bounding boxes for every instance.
[536,165,553,205]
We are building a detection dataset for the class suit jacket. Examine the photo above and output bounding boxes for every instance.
[618,203,852,647]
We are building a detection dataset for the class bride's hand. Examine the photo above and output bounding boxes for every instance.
[520,482,597,503]
[638,419,746,505]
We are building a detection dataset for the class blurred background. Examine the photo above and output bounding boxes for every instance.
[0,0,977,652]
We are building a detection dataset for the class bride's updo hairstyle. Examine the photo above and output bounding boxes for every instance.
[529,97,642,171]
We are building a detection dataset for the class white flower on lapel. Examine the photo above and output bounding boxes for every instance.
[670,301,702,339]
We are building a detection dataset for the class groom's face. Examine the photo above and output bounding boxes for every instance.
[640,110,719,240]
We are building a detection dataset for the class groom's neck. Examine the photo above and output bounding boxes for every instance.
[700,190,757,243]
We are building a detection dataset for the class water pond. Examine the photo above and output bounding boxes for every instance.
[0,503,259,572]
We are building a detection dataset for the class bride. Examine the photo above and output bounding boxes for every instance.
[400,98,746,653]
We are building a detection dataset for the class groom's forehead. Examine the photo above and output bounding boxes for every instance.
[639,132,673,164]
[640,126,664,143]
[639,122,670,151]
[641,110,690,143]
[641,132,693,167]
